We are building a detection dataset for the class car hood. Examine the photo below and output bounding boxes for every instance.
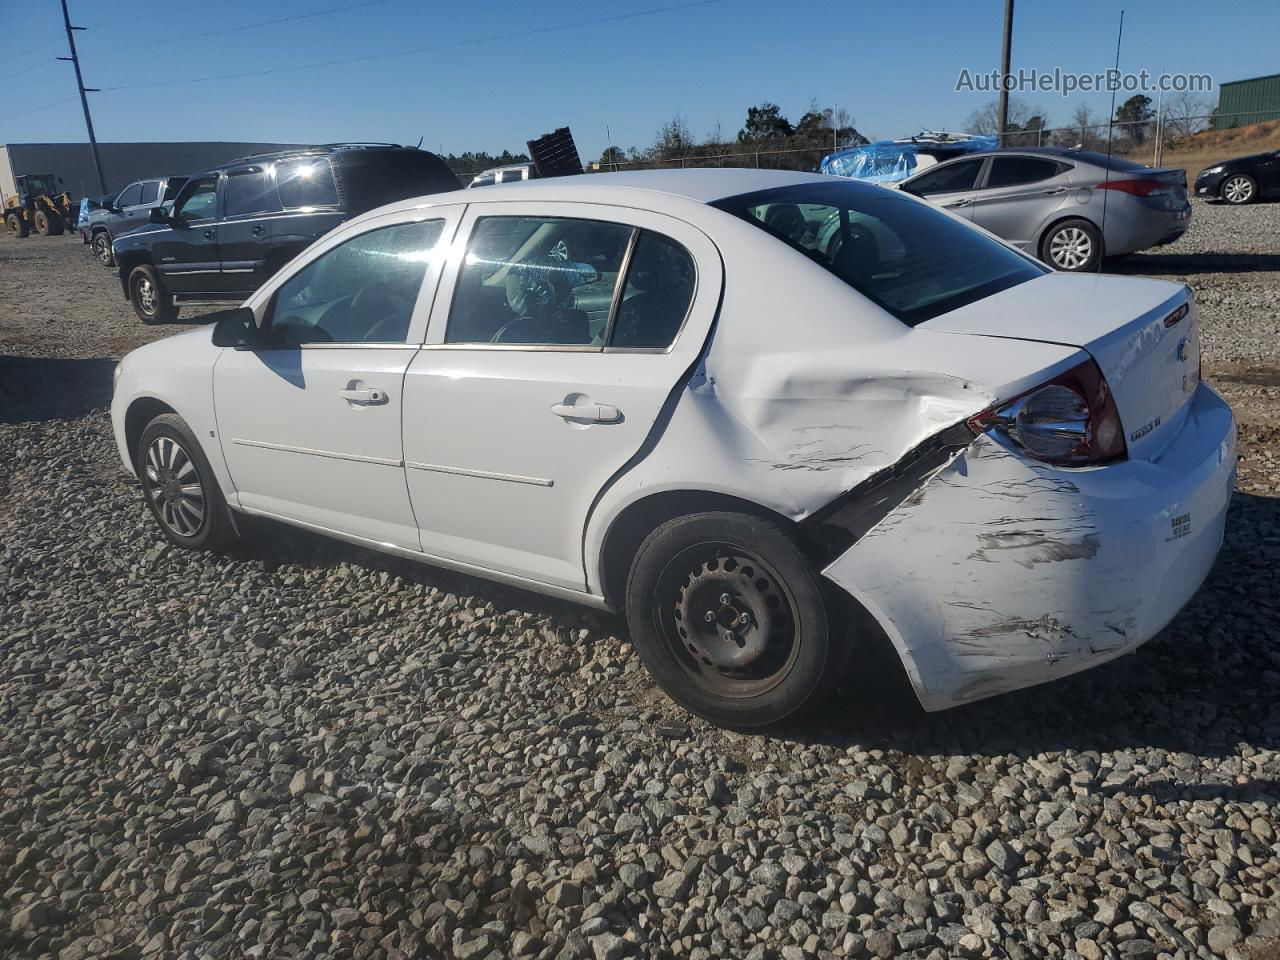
[1201,152,1276,172]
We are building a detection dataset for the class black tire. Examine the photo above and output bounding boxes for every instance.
[129,264,177,324]
[5,213,27,238]
[625,511,846,729]
[33,209,63,236]
[1039,218,1102,272]
[92,230,115,266]
[136,413,236,551]
[1220,173,1256,205]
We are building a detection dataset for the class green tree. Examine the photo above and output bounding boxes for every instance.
[599,146,627,167]
[737,102,794,143]
[1115,94,1154,145]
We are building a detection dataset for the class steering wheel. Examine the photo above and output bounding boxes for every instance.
[349,282,402,342]
[491,315,548,344]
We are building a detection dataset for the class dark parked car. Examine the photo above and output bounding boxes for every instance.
[1194,150,1280,204]
[112,144,460,323]
[85,176,187,266]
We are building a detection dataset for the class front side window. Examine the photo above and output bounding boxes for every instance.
[116,183,143,208]
[275,158,339,209]
[173,176,218,222]
[715,182,1045,326]
[224,166,280,217]
[985,156,1061,188]
[902,158,984,195]
[446,216,633,346]
[264,219,444,346]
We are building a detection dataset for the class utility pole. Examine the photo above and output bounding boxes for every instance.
[57,0,107,195]
[997,0,1015,145]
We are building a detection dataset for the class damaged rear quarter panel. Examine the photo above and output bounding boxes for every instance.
[584,222,1081,594]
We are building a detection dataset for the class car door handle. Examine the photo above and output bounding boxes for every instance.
[551,400,621,423]
[338,387,388,405]
[202,229,215,240]
[1042,187,1067,195]
[252,225,265,237]
[943,198,972,208]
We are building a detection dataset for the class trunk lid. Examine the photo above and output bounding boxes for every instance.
[922,272,1200,461]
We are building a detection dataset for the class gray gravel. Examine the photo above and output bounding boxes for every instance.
[2,205,1280,960]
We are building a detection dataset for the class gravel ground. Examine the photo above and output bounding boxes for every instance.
[2,202,1279,960]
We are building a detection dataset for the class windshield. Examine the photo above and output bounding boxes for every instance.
[713,182,1045,326]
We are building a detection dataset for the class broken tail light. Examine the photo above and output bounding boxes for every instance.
[968,358,1126,467]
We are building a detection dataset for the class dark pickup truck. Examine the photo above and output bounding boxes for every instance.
[113,144,459,323]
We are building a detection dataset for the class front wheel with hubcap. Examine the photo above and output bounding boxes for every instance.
[93,231,114,266]
[136,413,235,551]
[129,264,177,324]
[1221,174,1256,205]
[625,511,847,729]
[1040,218,1102,272]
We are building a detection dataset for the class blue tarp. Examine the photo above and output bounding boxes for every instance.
[821,136,998,183]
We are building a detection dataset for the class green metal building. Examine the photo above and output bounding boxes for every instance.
[1214,73,1280,129]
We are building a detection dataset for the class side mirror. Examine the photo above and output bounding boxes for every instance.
[148,207,169,224]
[210,307,260,348]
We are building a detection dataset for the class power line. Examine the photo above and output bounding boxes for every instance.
[0,58,59,84]
[81,0,390,56]
[0,96,80,125]
[100,0,725,92]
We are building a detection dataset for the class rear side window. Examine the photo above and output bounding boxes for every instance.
[446,216,633,346]
[137,181,160,206]
[163,178,186,201]
[224,166,281,217]
[714,182,1045,326]
[276,158,339,209]
[985,156,1061,188]
[610,232,695,349]
[116,183,143,207]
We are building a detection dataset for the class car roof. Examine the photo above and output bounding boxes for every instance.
[376,168,841,215]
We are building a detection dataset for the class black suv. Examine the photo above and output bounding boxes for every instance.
[113,144,459,323]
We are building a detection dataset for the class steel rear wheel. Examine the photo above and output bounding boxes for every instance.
[1222,174,1256,205]
[136,413,234,550]
[626,511,847,728]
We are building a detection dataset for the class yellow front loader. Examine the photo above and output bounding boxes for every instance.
[3,174,78,237]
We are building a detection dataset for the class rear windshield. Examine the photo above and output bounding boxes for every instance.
[1058,149,1150,172]
[713,182,1045,326]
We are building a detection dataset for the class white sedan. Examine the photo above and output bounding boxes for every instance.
[111,170,1236,728]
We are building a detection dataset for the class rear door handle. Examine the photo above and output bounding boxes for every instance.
[1043,187,1067,195]
[551,400,621,423]
[338,387,388,406]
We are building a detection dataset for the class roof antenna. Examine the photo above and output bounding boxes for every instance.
[415,136,424,149]
[1098,8,1124,274]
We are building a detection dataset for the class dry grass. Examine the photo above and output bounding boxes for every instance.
[1122,119,1280,178]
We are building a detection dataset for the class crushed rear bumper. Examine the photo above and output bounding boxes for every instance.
[822,383,1236,711]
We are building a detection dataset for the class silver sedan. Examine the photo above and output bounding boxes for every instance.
[897,147,1191,271]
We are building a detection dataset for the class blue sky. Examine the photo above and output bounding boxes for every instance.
[3,0,1277,162]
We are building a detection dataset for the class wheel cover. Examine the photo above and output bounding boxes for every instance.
[656,543,800,698]
[136,276,156,314]
[1224,176,1253,203]
[95,235,110,260]
[1049,226,1093,270]
[143,436,205,536]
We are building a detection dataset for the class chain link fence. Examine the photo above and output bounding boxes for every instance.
[449,108,1278,180]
